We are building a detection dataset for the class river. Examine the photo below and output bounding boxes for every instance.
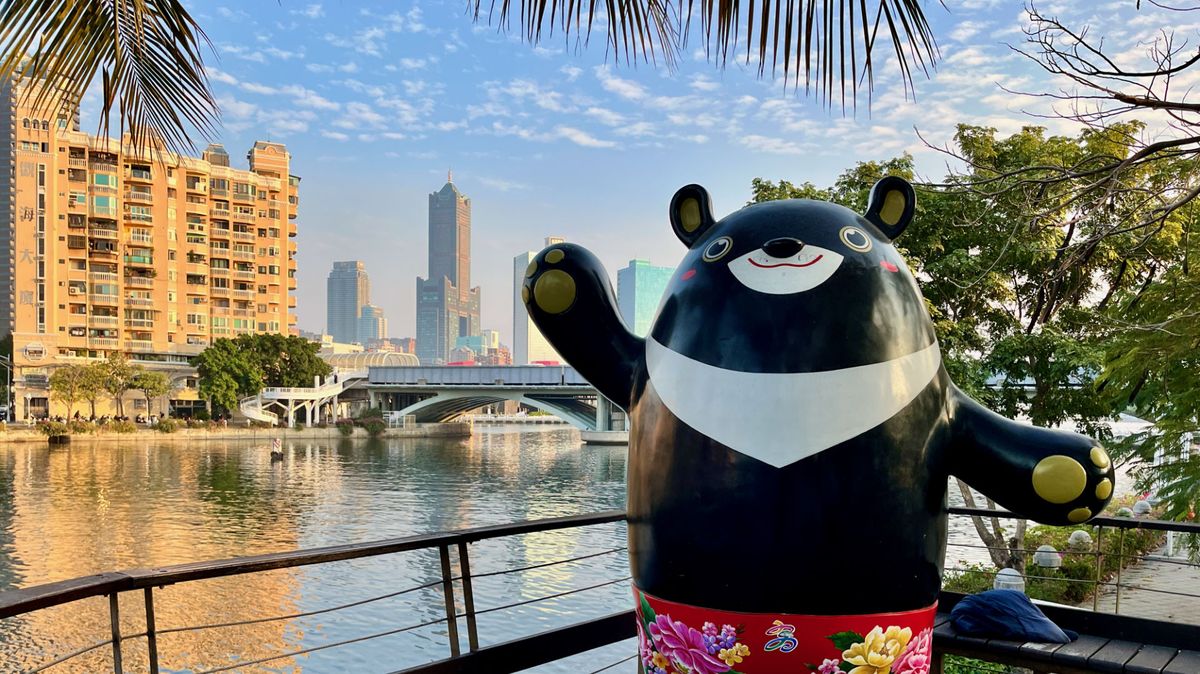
[0,426,1131,673]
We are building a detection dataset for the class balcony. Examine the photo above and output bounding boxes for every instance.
[87,315,119,327]
[125,339,155,352]
[211,207,231,217]
[232,308,253,318]
[88,227,118,240]
[87,271,117,283]
[125,169,153,182]
[210,187,228,197]
[210,229,231,240]
[88,161,116,172]
[88,337,119,348]
[186,201,207,213]
[127,234,153,245]
[124,191,153,204]
[211,326,231,336]
[68,157,88,169]
[233,270,256,281]
[123,255,154,267]
[233,289,255,300]
[125,276,154,288]
[91,205,117,217]
[232,250,255,261]
[185,181,207,194]
[125,318,155,329]
[210,286,230,297]
[124,212,153,224]
[89,185,117,197]
[232,231,256,242]
[125,297,155,307]
[231,191,254,204]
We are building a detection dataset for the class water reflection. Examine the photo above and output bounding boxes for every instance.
[0,427,629,673]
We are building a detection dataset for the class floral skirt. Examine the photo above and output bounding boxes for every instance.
[635,586,935,674]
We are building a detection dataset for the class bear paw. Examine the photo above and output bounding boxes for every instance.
[522,246,580,316]
[1031,446,1114,523]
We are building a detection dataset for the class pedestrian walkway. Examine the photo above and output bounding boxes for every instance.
[1089,544,1200,624]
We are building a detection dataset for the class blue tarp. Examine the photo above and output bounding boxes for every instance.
[950,590,1077,643]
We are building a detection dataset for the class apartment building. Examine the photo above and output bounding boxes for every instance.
[0,76,299,419]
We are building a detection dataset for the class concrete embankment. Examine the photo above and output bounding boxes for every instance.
[0,422,474,444]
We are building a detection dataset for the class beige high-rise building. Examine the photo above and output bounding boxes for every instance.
[0,75,300,419]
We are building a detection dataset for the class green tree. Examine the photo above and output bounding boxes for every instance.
[100,352,135,417]
[234,334,331,388]
[131,370,172,417]
[192,338,264,414]
[79,362,106,418]
[48,365,88,418]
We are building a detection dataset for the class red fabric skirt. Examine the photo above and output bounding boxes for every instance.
[634,587,936,674]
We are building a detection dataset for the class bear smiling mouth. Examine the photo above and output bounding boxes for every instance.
[749,254,824,269]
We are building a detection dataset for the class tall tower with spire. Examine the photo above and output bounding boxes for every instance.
[416,174,480,364]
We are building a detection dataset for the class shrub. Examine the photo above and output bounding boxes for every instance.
[154,418,180,433]
[68,419,96,435]
[294,422,305,431]
[110,420,137,434]
[37,421,70,437]
[356,407,383,420]
[192,408,211,421]
[335,419,355,436]
[249,420,274,429]
[361,418,387,437]
[316,421,328,429]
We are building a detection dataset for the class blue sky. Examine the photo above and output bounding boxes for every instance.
[114,0,1185,344]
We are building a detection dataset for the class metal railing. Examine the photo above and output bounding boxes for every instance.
[4,507,1197,674]
[944,506,1200,617]
[0,511,628,674]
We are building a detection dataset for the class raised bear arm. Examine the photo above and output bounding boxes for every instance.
[521,243,643,410]
[947,385,1115,525]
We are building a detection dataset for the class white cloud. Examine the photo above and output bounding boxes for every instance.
[333,101,388,129]
[949,20,987,43]
[218,44,266,63]
[561,65,583,82]
[480,177,530,191]
[555,126,616,148]
[615,121,655,137]
[399,57,429,70]
[322,130,350,141]
[585,107,625,126]
[740,134,812,155]
[594,66,647,101]
[282,86,340,110]
[216,95,258,119]
[293,4,324,19]
[690,75,720,92]
[207,68,239,85]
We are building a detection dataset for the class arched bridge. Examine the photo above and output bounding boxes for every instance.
[360,365,621,431]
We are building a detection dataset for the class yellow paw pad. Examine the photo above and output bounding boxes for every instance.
[1090,447,1110,470]
[1095,478,1112,500]
[1068,507,1092,523]
[525,260,538,278]
[1032,455,1087,505]
[521,285,530,304]
[533,270,576,314]
[545,249,565,264]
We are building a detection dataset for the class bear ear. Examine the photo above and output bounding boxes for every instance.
[669,184,716,247]
[864,176,916,240]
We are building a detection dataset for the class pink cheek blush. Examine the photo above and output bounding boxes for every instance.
[681,269,697,281]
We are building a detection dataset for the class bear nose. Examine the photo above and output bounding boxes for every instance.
[762,237,804,258]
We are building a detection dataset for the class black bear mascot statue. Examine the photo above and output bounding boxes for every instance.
[522,177,1114,674]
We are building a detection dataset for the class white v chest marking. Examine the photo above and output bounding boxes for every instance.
[645,337,942,468]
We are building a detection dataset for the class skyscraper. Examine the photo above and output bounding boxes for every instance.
[0,74,300,419]
[357,304,388,343]
[617,259,674,337]
[326,261,369,344]
[416,173,480,364]
[513,237,564,364]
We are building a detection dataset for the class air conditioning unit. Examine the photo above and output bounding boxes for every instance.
[68,287,80,295]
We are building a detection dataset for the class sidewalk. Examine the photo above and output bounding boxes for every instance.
[1089,544,1200,624]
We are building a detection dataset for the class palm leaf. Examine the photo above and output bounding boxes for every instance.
[0,0,216,154]
[479,0,941,108]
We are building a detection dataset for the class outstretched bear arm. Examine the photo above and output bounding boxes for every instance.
[947,385,1116,526]
[521,243,643,410]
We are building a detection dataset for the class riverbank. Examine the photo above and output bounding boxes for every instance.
[0,421,474,444]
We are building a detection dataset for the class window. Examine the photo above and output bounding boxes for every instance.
[21,119,29,128]
[128,206,152,222]
[93,195,114,209]
[168,250,176,261]
[41,121,49,130]
[187,313,206,325]
[93,173,116,186]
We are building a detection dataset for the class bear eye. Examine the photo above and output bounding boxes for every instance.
[839,226,873,253]
[703,236,733,262]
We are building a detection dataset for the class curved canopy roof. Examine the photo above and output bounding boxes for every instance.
[323,351,418,369]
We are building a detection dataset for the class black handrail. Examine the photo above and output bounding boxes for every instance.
[948,505,1200,534]
[0,509,626,619]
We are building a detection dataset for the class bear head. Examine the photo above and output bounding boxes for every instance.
[648,177,937,374]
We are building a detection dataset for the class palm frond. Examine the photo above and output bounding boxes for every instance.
[0,0,217,154]
[478,0,941,108]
